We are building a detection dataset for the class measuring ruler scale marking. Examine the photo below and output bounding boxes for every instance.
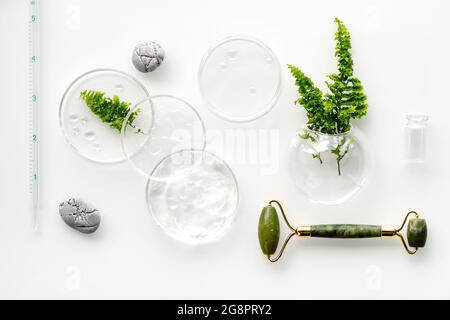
[29,0,39,230]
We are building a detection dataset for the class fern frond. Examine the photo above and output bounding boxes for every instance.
[80,90,140,133]
[288,18,369,174]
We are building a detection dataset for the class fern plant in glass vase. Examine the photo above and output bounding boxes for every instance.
[288,18,369,205]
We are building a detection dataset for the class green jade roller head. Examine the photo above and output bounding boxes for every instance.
[258,200,427,262]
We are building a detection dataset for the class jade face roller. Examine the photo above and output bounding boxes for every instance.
[258,200,427,262]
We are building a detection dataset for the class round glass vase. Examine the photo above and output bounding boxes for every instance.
[288,126,369,205]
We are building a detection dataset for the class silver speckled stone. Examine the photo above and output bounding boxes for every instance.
[132,41,165,73]
[59,198,100,234]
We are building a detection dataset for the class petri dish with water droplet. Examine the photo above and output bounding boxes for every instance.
[121,95,206,178]
[198,35,282,122]
[146,149,239,244]
[59,69,149,163]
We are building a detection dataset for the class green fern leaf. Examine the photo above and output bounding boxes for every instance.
[288,18,369,174]
[80,90,141,133]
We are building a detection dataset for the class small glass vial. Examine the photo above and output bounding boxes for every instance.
[404,114,429,163]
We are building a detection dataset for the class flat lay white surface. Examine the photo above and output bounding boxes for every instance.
[1,0,449,299]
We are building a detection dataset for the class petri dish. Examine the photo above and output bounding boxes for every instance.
[198,35,282,122]
[121,95,206,178]
[59,69,149,163]
[146,149,239,244]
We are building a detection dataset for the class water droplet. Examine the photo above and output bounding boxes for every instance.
[84,130,96,141]
[150,150,161,156]
[249,86,256,94]
[219,62,227,70]
[93,143,102,152]
[167,196,178,211]
[227,49,237,60]
[69,113,79,123]
[80,117,88,125]
[72,127,80,136]
[115,84,124,92]
[265,56,273,64]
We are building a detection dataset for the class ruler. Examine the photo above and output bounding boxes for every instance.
[29,0,39,230]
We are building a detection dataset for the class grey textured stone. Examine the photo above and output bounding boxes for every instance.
[59,198,100,234]
[132,41,165,73]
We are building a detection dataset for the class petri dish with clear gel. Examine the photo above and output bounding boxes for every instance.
[59,69,149,163]
[198,35,282,122]
[146,149,239,244]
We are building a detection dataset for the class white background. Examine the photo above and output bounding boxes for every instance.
[1,0,449,299]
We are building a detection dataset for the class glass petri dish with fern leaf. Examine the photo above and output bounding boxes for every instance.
[59,69,149,163]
